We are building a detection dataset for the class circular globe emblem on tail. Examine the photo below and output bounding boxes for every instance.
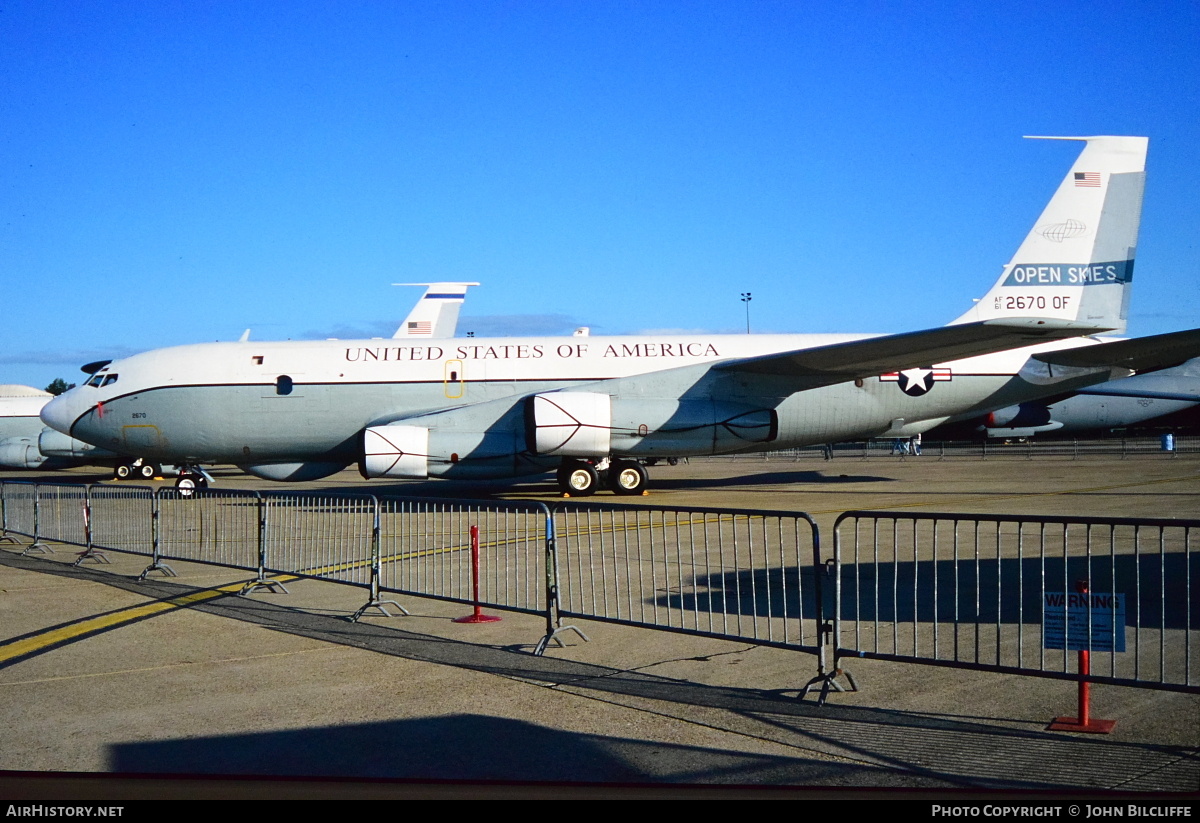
[1038,219,1087,243]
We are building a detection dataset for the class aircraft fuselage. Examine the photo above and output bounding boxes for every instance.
[44,332,1113,477]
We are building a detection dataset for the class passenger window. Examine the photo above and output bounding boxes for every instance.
[275,375,293,396]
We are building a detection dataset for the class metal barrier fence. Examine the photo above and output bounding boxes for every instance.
[89,485,155,557]
[0,480,557,633]
[5,479,1198,697]
[833,511,1198,693]
[160,488,262,572]
[551,502,825,666]
[0,482,38,546]
[377,498,550,617]
[0,480,823,678]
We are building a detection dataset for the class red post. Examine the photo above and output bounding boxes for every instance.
[1048,580,1115,734]
[454,524,501,624]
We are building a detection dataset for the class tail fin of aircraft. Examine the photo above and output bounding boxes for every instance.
[951,135,1147,334]
[391,282,480,339]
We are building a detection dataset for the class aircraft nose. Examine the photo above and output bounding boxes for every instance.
[40,392,78,434]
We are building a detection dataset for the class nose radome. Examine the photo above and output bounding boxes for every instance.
[40,392,77,434]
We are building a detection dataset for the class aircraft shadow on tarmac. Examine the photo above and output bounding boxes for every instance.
[643,470,892,491]
[105,714,936,786]
[657,552,1200,630]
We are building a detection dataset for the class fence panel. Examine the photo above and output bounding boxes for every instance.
[156,488,261,571]
[377,498,550,615]
[0,481,38,540]
[33,483,90,547]
[553,503,823,653]
[263,493,375,585]
[89,485,156,556]
[834,512,1199,692]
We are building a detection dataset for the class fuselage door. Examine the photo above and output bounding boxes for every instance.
[444,359,465,399]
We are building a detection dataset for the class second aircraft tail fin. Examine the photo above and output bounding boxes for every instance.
[392,282,480,339]
[951,135,1147,334]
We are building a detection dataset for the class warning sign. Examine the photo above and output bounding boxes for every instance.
[1043,592,1126,653]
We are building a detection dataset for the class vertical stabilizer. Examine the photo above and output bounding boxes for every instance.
[392,282,480,339]
[951,136,1147,333]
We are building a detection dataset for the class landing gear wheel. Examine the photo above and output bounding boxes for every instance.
[557,461,599,497]
[175,474,208,498]
[138,463,158,479]
[115,464,132,480]
[608,460,648,496]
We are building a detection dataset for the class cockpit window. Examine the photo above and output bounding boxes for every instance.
[101,374,119,387]
[86,373,104,387]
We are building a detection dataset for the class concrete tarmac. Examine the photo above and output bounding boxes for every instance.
[1,452,1197,799]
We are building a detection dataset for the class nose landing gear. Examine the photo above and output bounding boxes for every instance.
[173,466,212,498]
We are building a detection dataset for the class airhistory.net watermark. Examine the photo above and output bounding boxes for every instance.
[6,808,124,818]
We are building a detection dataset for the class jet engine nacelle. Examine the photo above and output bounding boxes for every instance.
[360,392,552,480]
[361,423,539,480]
[981,402,1064,438]
[37,429,118,459]
[0,437,49,469]
[526,391,778,458]
[526,392,612,456]
[984,404,1053,429]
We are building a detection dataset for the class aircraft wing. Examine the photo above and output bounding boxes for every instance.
[1074,385,1200,402]
[1034,327,1200,372]
[714,319,1112,386]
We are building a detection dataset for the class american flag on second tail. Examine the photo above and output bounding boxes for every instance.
[407,321,432,335]
[1074,172,1101,187]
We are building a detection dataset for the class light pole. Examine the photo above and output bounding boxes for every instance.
[741,292,752,333]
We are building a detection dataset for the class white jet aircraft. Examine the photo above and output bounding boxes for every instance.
[0,385,89,470]
[41,136,1200,496]
[947,357,1200,438]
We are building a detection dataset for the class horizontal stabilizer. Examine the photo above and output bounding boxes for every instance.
[1034,327,1200,372]
[718,319,1111,385]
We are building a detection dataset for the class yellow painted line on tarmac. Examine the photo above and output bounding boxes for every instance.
[0,575,298,665]
[0,645,342,686]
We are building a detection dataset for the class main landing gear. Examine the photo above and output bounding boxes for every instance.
[556,457,650,497]
[112,459,160,481]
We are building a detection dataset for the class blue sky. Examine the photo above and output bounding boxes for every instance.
[3,1,1198,389]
